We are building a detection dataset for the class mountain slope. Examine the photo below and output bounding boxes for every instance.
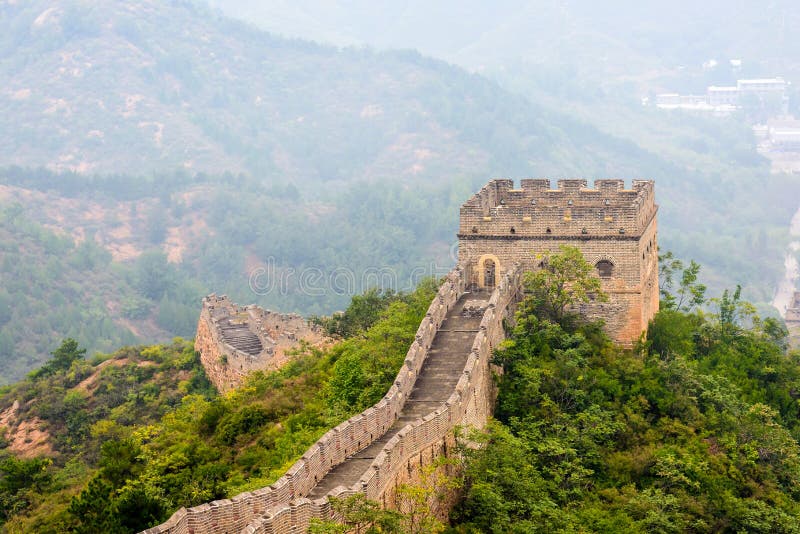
[0,283,434,532]
[0,0,796,384]
[0,0,637,181]
[202,0,800,84]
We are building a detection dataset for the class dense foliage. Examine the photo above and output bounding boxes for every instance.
[524,245,607,323]
[0,337,214,533]
[0,280,437,532]
[453,270,800,532]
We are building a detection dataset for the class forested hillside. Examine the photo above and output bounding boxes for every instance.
[5,255,799,533]
[452,258,800,533]
[0,0,797,383]
[1,0,629,179]
[0,281,436,532]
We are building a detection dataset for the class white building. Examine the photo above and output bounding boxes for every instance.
[708,86,738,106]
[737,78,788,99]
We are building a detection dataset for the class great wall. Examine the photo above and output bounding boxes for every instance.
[145,178,660,533]
[145,263,523,533]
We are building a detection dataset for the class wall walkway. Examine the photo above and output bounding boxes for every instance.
[143,263,523,534]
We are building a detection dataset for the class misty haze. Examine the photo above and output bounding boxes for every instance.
[0,1,799,532]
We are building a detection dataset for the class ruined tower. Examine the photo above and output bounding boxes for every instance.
[195,295,330,392]
[458,178,659,344]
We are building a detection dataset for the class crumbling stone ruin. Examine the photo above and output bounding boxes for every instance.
[195,295,329,392]
[787,292,800,348]
[458,178,659,344]
[145,178,658,534]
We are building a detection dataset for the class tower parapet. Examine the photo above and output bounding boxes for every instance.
[458,178,659,344]
[459,178,656,238]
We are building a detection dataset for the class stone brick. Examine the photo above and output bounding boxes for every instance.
[458,178,659,344]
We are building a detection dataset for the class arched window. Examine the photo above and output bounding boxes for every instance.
[596,260,614,278]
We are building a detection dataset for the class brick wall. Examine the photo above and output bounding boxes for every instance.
[143,265,523,534]
[458,179,658,344]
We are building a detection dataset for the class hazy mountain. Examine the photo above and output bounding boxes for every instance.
[202,0,800,85]
[0,0,796,382]
[0,0,646,181]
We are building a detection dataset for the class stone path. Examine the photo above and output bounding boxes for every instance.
[307,289,489,498]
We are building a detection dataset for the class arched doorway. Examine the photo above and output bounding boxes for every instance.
[477,254,501,288]
[484,259,496,287]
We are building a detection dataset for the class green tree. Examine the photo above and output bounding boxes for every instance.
[0,456,52,522]
[658,251,706,312]
[396,460,456,534]
[525,245,606,324]
[710,285,756,342]
[31,338,86,378]
[134,251,175,300]
[68,476,121,533]
[308,494,402,534]
[315,288,399,338]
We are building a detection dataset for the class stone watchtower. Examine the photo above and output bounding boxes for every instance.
[458,179,659,344]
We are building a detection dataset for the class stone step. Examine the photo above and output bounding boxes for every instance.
[304,292,488,500]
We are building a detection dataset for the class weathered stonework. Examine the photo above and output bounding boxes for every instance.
[144,178,658,534]
[787,292,800,349]
[196,295,330,392]
[458,178,659,344]
[144,265,523,534]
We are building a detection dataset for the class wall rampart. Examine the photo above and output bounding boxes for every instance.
[240,265,522,533]
[144,262,528,534]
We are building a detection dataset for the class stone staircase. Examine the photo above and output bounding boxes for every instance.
[219,321,263,356]
[307,289,488,498]
[140,265,527,534]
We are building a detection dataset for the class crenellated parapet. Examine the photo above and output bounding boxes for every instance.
[459,178,656,239]
[143,264,524,534]
[459,178,659,345]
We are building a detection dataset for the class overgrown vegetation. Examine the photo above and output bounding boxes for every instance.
[453,252,800,533]
[309,461,456,534]
[0,280,437,532]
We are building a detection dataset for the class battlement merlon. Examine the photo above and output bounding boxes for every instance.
[459,178,657,238]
